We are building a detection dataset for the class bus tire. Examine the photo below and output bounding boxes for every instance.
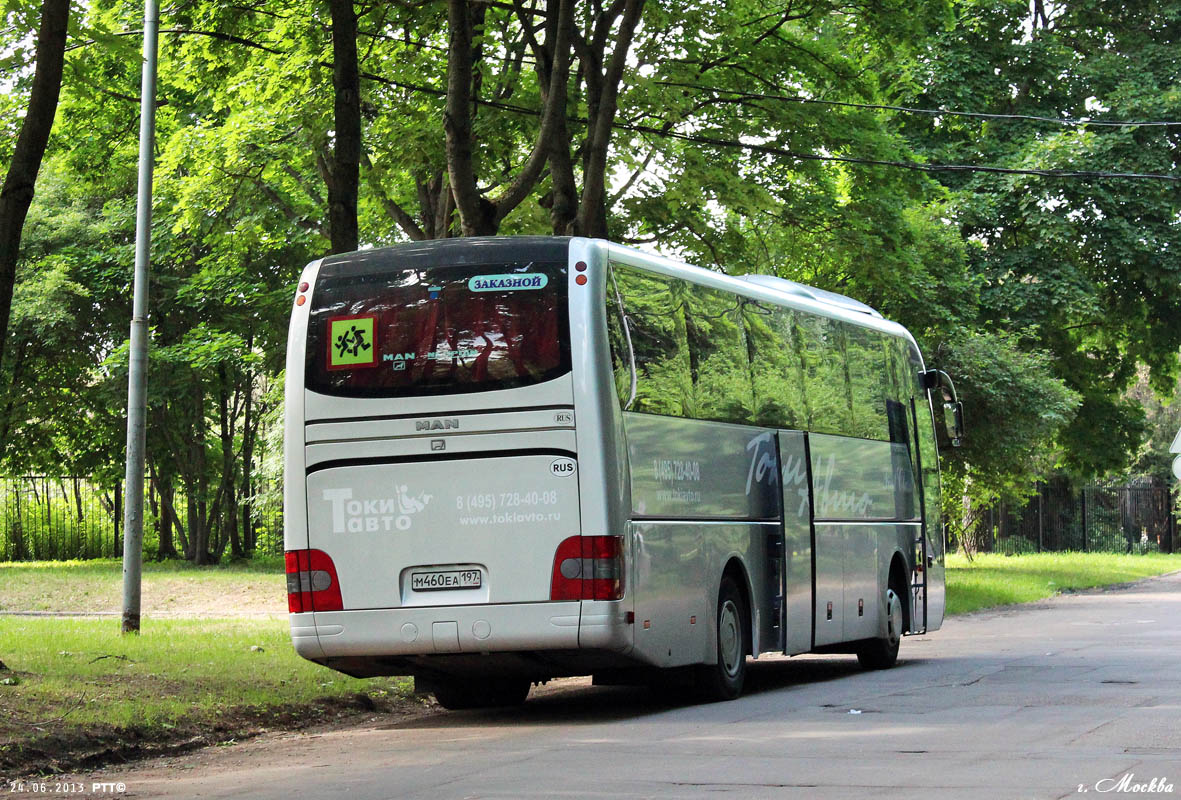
[432,677,530,710]
[857,578,904,670]
[696,576,748,701]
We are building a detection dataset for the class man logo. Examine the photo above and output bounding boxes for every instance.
[416,418,459,431]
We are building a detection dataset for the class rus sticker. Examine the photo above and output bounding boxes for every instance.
[468,273,549,292]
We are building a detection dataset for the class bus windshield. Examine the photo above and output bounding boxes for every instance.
[305,261,569,397]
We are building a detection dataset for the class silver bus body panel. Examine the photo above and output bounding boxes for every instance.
[311,601,583,658]
[304,372,575,423]
[289,612,324,659]
[630,519,772,668]
[284,258,322,553]
[303,429,576,469]
[624,414,780,521]
[567,239,637,656]
[622,413,779,667]
[304,444,580,610]
[305,408,575,444]
[568,239,630,546]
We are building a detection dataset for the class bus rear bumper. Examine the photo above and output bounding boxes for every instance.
[303,601,592,658]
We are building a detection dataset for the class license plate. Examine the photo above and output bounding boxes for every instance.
[411,569,482,592]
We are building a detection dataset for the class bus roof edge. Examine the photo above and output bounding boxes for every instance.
[734,274,883,318]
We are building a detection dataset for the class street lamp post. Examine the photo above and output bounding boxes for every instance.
[121,0,159,635]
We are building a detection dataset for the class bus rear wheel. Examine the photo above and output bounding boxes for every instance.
[857,579,904,670]
[696,576,749,701]
[431,677,530,710]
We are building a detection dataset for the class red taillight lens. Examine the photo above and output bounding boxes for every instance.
[285,549,343,612]
[550,536,624,601]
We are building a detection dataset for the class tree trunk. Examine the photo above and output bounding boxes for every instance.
[158,477,187,557]
[239,360,256,554]
[188,377,210,564]
[150,464,179,559]
[0,339,30,461]
[184,473,198,561]
[445,0,574,236]
[147,475,162,560]
[327,0,361,253]
[219,366,243,559]
[112,481,122,557]
[72,477,83,523]
[444,0,497,236]
[0,0,70,369]
[574,0,645,238]
[12,486,26,561]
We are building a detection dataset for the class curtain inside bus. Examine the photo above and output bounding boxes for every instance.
[305,262,570,397]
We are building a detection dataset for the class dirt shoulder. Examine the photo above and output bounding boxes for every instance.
[0,690,434,779]
[0,561,285,617]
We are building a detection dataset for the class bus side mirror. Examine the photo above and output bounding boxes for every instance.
[943,400,964,447]
[922,368,965,448]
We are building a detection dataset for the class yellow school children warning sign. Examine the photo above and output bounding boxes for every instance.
[327,315,377,370]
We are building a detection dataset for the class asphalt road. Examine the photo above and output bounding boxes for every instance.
[76,572,1181,799]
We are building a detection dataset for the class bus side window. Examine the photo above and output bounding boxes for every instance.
[745,303,808,429]
[844,323,892,441]
[796,314,853,437]
[611,266,692,418]
[605,267,634,408]
[886,399,917,519]
[684,283,755,424]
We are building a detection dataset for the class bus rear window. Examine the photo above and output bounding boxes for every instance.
[306,262,569,397]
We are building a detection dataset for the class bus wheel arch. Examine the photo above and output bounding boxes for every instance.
[720,557,755,657]
[857,552,908,670]
[889,552,911,634]
[696,559,753,701]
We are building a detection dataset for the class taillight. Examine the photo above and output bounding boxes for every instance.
[285,549,343,612]
[550,536,624,601]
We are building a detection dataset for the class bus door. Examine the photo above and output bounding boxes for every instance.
[778,430,813,655]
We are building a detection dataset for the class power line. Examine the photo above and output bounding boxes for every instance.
[617,120,1181,182]
[657,80,1181,129]
[361,72,1181,182]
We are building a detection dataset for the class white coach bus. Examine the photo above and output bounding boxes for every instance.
[284,237,962,708]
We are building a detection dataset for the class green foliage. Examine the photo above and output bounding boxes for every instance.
[896,0,1181,479]
[1128,369,1181,482]
[935,328,1080,538]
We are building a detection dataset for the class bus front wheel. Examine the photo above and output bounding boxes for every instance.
[857,579,904,670]
[696,576,749,701]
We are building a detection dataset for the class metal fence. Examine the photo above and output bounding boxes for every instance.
[7,473,1177,561]
[0,476,123,560]
[971,480,1177,555]
[0,475,283,562]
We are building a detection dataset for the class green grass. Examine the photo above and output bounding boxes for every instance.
[0,616,408,729]
[945,551,1181,615]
